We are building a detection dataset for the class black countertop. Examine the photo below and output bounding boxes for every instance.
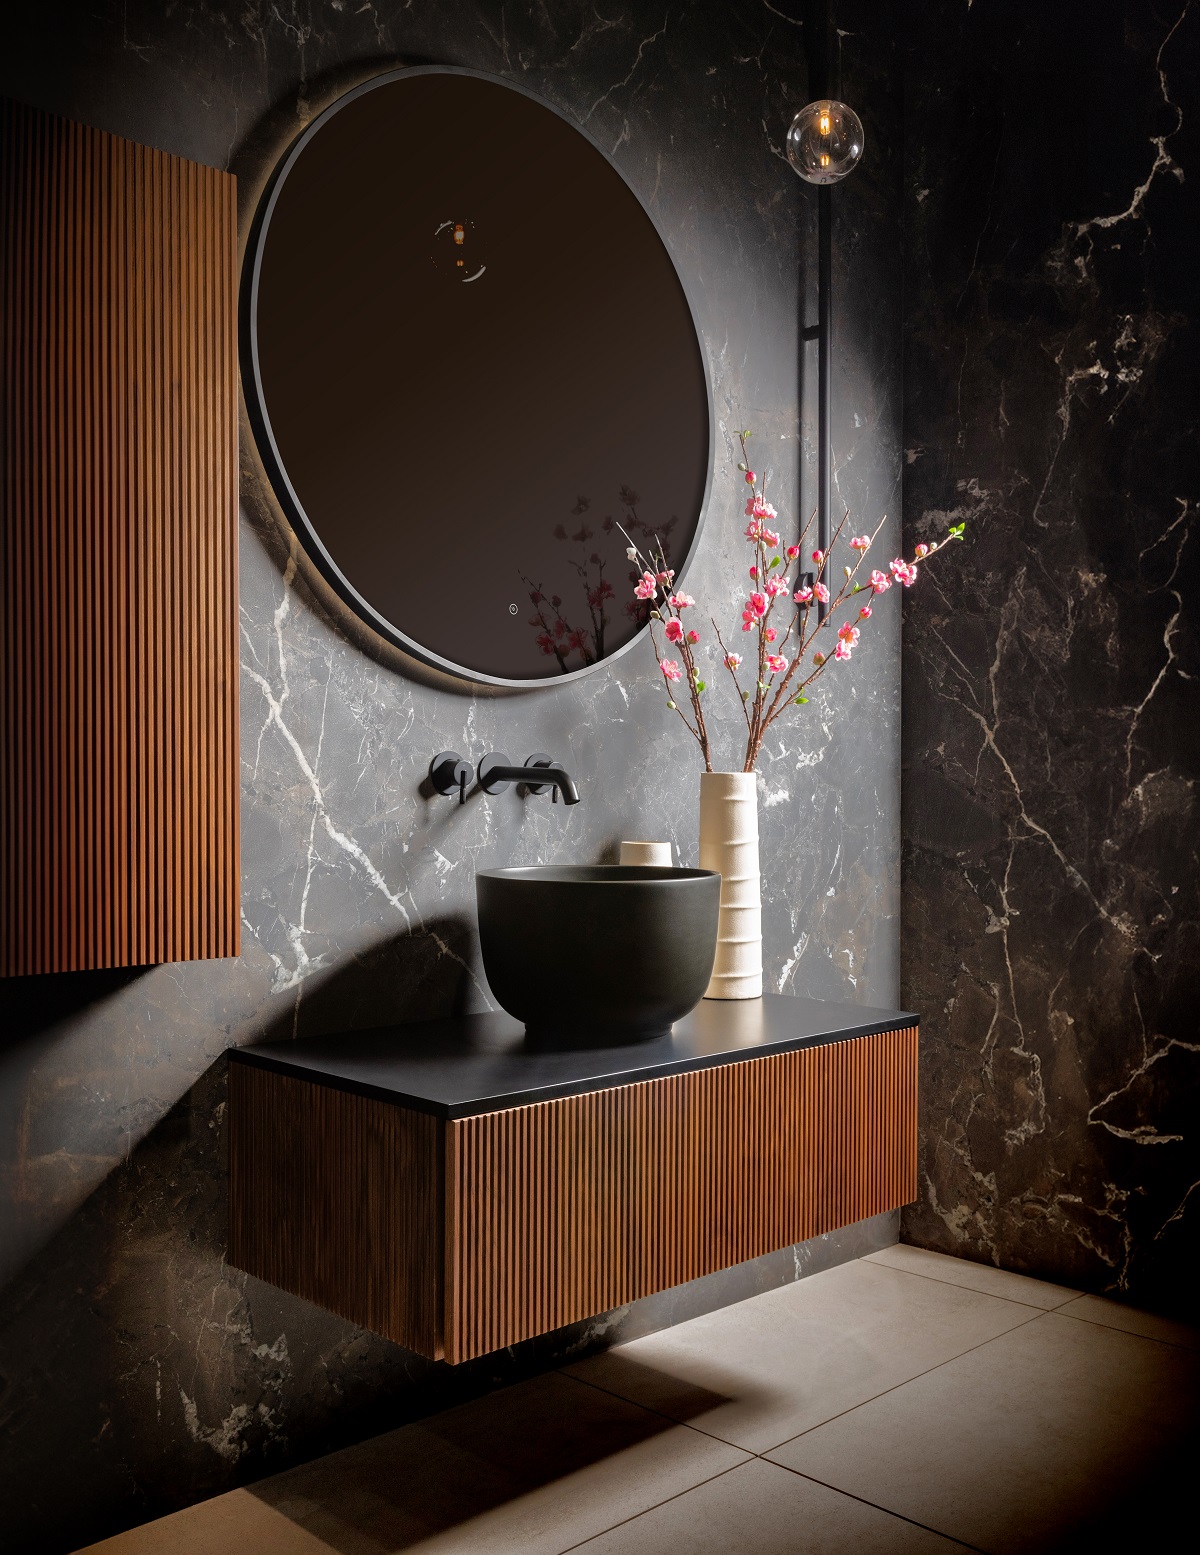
[231,994,918,1119]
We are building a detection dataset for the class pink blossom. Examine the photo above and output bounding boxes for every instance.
[889,558,918,587]
[536,633,555,654]
[659,658,683,683]
[859,603,872,619]
[915,543,929,559]
[745,470,756,484]
[838,623,861,649]
[870,569,891,593]
[834,640,853,661]
[763,528,781,549]
[741,612,756,632]
[686,628,700,644]
[748,592,768,617]
[634,571,657,600]
[766,654,788,674]
[664,617,684,643]
[764,626,778,643]
[657,568,676,584]
[724,652,743,670]
[786,544,801,560]
[849,534,872,551]
[765,575,789,598]
[669,591,695,609]
[812,549,824,564]
[794,586,814,604]
[748,565,758,579]
[814,582,830,604]
[567,628,588,651]
[745,497,777,520]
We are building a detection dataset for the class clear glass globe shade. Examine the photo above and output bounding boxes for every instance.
[786,100,864,185]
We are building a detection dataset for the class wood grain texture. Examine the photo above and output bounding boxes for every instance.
[1,98,239,974]
[228,1062,443,1359]
[444,1028,918,1362]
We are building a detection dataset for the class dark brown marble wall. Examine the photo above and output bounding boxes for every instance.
[899,0,1199,1311]
[0,3,907,1550]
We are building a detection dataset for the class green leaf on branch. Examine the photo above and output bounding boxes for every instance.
[793,694,809,705]
[769,556,781,569]
[694,679,707,692]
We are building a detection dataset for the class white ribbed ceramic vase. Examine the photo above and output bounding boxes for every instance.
[698,771,762,1000]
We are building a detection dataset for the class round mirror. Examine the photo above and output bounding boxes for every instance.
[244,67,711,686]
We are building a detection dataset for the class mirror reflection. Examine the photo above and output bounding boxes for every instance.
[247,68,710,684]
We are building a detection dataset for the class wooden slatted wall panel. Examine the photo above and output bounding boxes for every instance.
[228,1062,444,1359]
[445,1027,918,1363]
[1,99,239,973]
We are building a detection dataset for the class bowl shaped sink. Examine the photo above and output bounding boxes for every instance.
[476,865,721,1044]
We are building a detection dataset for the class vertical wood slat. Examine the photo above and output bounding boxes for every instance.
[0,98,239,974]
[228,1063,444,1359]
[444,1028,918,1363]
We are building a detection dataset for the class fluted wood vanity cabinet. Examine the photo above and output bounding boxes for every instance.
[229,996,918,1364]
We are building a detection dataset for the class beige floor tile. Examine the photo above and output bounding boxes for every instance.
[1056,1291,1200,1349]
[864,1244,1078,1309]
[247,1369,747,1555]
[75,1490,337,1554]
[570,1458,970,1554]
[565,1257,1039,1453]
[767,1310,1200,1554]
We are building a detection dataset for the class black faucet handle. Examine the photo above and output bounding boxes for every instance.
[429,751,474,804]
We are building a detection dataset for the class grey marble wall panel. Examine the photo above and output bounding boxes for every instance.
[899,0,1198,1312]
[0,2,904,1548]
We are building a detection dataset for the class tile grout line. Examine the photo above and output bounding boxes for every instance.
[861,1254,1080,1312]
[563,1304,1047,1459]
[754,1307,1048,1455]
[554,1451,985,1555]
[553,1460,750,1554]
[862,1256,1198,1350]
[768,1462,991,1554]
[1050,1308,1200,1352]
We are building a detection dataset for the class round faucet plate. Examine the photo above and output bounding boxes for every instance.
[523,753,554,795]
[477,752,513,795]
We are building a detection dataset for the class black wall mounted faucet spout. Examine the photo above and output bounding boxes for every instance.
[477,752,581,806]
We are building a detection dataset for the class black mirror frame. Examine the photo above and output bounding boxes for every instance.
[240,64,715,690]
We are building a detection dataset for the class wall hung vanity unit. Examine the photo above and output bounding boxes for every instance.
[229,996,918,1363]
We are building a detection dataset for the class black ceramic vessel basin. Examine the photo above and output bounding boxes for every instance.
[476,865,721,1045]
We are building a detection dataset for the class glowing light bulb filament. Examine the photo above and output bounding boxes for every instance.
[819,112,831,136]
